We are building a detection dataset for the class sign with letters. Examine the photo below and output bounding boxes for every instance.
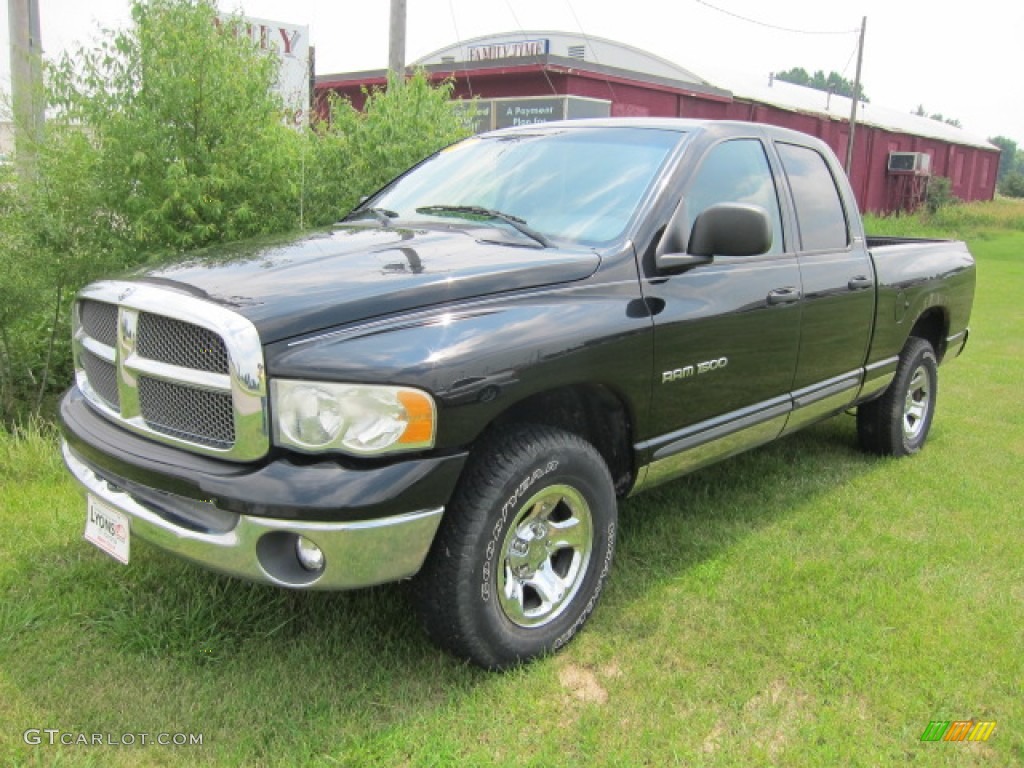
[218,14,310,127]
[467,39,549,62]
[455,96,611,133]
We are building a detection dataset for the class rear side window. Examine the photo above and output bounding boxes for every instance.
[777,143,849,252]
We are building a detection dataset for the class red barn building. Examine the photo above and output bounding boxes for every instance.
[316,31,999,215]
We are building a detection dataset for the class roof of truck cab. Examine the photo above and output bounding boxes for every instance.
[485,117,813,139]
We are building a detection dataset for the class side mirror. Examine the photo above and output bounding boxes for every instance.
[655,202,772,272]
[688,203,772,258]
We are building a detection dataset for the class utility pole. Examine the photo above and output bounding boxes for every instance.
[844,16,866,175]
[388,0,406,78]
[7,0,45,177]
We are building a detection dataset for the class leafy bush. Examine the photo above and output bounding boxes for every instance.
[998,171,1024,198]
[48,0,299,251]
[302,73,469,226]
[0,126,121,417]
[924,176,959,213]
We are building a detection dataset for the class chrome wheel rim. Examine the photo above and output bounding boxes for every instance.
[903,364,931,441]
[497,484,594,628]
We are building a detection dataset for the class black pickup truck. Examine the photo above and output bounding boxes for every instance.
[61,119,975,668]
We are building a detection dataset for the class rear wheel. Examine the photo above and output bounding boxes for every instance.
[857,337,938,456]
[413,425,617,669]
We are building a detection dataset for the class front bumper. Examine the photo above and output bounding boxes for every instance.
[60,387,467,590]
[64,443,444,589]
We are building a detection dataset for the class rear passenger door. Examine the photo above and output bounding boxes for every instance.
[774,142,875,431]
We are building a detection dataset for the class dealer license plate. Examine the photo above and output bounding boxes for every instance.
[84,495,130,564]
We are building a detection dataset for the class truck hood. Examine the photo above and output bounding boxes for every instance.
[137,225,600,343]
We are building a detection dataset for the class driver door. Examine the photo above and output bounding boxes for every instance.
[640,137,802,480]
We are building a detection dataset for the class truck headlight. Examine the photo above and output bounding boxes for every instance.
[271,380,436,456]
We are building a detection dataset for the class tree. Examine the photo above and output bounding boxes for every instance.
[295,69,472,229]
[0,0,303,417]
[912,105,962,128]
[989,136,1019,181]
[47,0,299,251]
[775,67,868,101]
[0,0,471,422]
[928,113,961,128]
[998,171,1024,198]
[776,66,811,87]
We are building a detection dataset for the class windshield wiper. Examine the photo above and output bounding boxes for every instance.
[415,205,551,248]
[343,207,398,226]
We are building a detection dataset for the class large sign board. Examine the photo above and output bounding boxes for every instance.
[467,39,549,62]
[455,96,611,133]
[494,97,563,129]
[219,15,310,126]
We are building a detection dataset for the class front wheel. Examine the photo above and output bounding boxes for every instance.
[413,425,617,669]
[857,337,938,456]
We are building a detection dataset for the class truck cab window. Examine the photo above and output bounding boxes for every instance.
[777,142,850,252]
[371,128,681,246]
[685,139,784,255]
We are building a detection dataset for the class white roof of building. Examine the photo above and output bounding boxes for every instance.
[696,64,996,151]
[414,30,995,152]
[413,30,711,87]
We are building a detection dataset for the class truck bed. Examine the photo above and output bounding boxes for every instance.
[866,235,952,249]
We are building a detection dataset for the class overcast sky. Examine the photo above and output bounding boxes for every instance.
[3,0,1022,146]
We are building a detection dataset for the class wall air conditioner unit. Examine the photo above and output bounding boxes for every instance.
[888,151,932,176]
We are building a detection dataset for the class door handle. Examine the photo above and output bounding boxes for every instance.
[848,275,873,290]
[767,287,801,305]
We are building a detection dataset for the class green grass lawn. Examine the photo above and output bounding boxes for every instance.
[1,229,1021,767]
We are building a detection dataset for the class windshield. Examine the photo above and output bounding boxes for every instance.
[365,127,683,247]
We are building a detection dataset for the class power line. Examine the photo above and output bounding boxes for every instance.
[840,36,860,80]
[447,0,473,96]
[696,0,859,36]
[564,0,617,103]
[502,0,558,95]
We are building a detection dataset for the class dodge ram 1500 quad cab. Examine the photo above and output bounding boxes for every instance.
[62,119,975,668]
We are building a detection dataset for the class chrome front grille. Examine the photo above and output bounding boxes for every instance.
[138,377,236,449]
[136,312,230,374]
[79,300,118,347]
[72,281,268,461]
[79,347,120,410]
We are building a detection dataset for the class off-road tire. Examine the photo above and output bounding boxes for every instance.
[412,424,617,669]
[857,337,938,456]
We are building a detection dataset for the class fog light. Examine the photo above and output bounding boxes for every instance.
[295,536,325,572]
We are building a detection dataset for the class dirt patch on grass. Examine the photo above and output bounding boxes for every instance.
[703,678,812,757]
[559,663,609,705]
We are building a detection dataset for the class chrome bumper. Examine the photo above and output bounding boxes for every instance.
[62,442,444,590]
